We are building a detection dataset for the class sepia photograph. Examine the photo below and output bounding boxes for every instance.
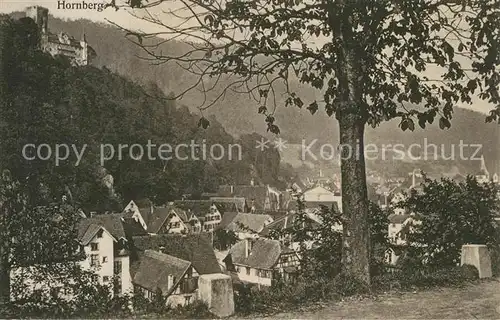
[0,0,499,318]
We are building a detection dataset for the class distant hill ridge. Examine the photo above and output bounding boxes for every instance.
[10,11,499,176]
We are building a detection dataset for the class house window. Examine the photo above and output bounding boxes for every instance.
[236,266,241,273]
[169,221,181,229]
[114,260,122,275]
[91,274,99,283]
[103,276,110,282]
[90,243,98,251]
[260,270,271,278]
[90,254,99,267]
[102,256,108,263]
[97,229,103,238]
[246,267,250,275]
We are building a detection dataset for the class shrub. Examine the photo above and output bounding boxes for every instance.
[490,244,500,276]
[400,177,500,269]
[332,272,370,297]
[233,272,374,315]
[169,300,212,319]
[372,265,479,292]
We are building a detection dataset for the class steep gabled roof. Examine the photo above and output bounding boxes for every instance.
[147,206,189,234]
[173,200,214,215]
[290,201,340,212]
[217,212,239,230]
[216,185,276,210]
[79,223,105,245]
[131,233,220,274]
[210,197,247,213]
[78,213,126,242]
[220,212,273,234]
[121,218,148,237]
[225,239,293,269]
[132,250,191,295]
[260,211,322,237]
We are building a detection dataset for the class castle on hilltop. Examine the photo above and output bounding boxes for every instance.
[25,6,96,66]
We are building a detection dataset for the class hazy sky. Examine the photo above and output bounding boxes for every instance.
[0,0,496,116]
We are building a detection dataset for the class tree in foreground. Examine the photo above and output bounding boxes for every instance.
[112,0,500,283]
[399,175,500,269]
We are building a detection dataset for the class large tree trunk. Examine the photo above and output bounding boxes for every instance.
[332,3,371,283]
[339,114,370,285]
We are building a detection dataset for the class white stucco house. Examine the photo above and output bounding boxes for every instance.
[10,213,148,301]
[302,186,342,212]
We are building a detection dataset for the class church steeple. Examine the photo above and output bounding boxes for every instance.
[480,155,489,176]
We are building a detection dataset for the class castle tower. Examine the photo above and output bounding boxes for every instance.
[80,33,88,66]
[25,6,48,48]
[26,6,48,35]
[480,155,489,177]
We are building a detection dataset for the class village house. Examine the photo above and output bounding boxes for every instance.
[173,200,222,232]
[216,180,282,212]
[223,238,300,287]
[302,185,343,212]
[209,197,248,213]
[217,212,273,239]
[77,213,147,294]
[130,233,221,306]
[122,199,152,230]
[132,250,200,307]
[259,211,324,250]
[386,214,422,265]
[305,170,341,193]
[287,178,307,194]
[123,202,197,235]
[10,212,147,301]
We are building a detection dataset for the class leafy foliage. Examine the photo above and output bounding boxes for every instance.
[213,229,238,251]
[115,0,500,127]
[399,175,500,268]
[372,264,480,292]
[268,198,389,279]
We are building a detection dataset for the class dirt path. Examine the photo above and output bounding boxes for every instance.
[243,279,500,319]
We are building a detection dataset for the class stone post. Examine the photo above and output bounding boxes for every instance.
[198,273,234,318]
[461,244,492,278]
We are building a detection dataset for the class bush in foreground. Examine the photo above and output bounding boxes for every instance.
[234,273,371,315]
[372,264,480,292]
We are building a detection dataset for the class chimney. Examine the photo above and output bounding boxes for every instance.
[244,239,252,258]
[230,185,234,194]
[167,274,174,290]
[250,178,254,186]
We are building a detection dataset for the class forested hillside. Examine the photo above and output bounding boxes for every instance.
[0,16,286,213]
[17,12,498,176]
